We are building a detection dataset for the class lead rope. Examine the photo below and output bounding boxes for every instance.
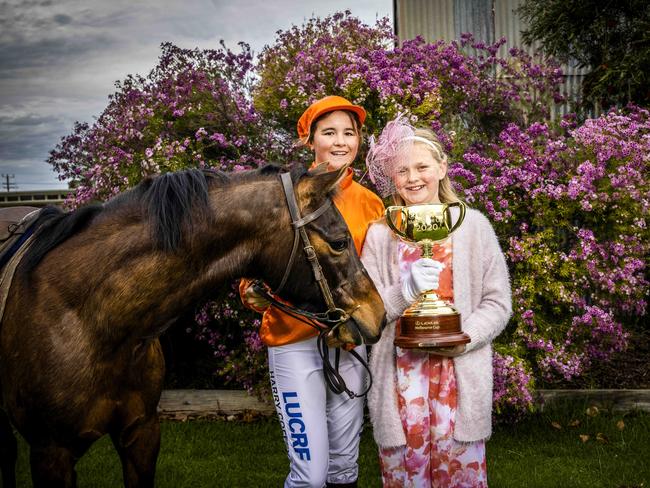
[316,329,373,399]
[252,285,373,399]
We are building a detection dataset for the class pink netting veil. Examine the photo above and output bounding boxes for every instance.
[366,113,416,197]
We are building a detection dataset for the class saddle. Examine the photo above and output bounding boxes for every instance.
[0,207,40,237]
[0,206,41,322]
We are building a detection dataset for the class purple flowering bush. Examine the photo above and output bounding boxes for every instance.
[492,353,535,418]
[48,42,294,206]
[47,12,648,416]
[255,11,395,134]
[256,11,564,145]
[193,284,269,397]
[454,106,649,410]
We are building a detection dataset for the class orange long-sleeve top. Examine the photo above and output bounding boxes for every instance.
[239,167,384,347]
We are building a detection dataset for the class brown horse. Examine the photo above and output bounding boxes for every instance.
[0,164,386,487]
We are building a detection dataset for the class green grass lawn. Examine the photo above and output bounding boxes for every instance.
[12,401,649,487]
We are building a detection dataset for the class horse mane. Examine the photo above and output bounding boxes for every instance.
[20,168,230,275]
[20,204,104,275]
[256,162,306,181]
[136,169,225,252]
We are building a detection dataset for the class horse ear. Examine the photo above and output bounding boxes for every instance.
[298,163,349,206]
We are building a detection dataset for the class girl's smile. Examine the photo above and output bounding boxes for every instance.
[310,110,360,170]
[394,143,447,205]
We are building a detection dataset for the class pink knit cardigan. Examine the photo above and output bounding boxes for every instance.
[362,208,512,445]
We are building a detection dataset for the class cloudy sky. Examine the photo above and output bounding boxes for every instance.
[0,0,392,191]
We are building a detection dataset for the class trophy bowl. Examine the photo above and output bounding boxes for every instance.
[385,203,471,349]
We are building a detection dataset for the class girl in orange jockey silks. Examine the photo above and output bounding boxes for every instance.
[241,96,384,488]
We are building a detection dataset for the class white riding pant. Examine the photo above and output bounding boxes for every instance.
[268,335,367,488]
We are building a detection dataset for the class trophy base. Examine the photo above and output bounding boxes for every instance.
[394,296,471,349]
[394,330,472,349]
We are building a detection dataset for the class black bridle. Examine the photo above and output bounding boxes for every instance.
[252,172,372,398]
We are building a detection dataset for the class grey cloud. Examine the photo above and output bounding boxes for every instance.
[0,113,58,126]
[0,1,138,45]
[0,117,67,160]
[0,0,392,191]
[0,36,114,74]
[53,13,73,24]
[0,2,126,77]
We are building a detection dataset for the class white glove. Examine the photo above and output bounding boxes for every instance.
[401,258,445,303]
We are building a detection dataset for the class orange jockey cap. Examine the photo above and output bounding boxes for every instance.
[297,95,366,141]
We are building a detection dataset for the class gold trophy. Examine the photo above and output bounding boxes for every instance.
[385,203,471,349]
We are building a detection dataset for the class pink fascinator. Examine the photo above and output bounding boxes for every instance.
[365,113,416,197]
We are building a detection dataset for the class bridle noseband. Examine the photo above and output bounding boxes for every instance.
[252,172,372,398]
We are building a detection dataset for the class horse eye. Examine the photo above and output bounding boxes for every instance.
[330,239,348,252]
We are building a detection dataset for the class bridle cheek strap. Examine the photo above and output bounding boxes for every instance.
[273,172,347,322]
[251,171,372,398]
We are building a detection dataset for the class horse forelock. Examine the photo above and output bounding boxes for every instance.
[250,162,306,183]
[290,164,308,182]
[256,163,284,177]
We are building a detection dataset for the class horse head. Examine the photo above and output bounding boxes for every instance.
[254,164,386,347]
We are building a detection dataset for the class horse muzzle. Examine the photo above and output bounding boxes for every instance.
[326,309,386,347]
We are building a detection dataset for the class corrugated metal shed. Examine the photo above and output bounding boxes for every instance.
[394,0,593,117]
[395,0,457,43]
[454,0,494,44]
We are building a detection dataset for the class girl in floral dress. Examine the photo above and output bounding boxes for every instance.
[361,115,512,487]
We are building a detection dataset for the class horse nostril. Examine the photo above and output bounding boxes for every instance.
[364,314,386,345]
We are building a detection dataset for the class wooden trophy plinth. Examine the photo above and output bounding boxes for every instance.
[394,292,471,349]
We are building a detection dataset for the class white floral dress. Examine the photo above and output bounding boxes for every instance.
[378,240,488,487]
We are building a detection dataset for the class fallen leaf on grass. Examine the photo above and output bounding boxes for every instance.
[551,421,562,430]
[596,432,609,444]
[569,419,581,427]
[586,406,600,417]
[579,434,590,442]
[616,420,625,430]
[241,411,260,423]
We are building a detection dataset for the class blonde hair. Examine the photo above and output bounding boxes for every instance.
[390,127,462,206]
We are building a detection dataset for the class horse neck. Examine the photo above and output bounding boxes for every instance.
[201,177,291,282]
[130,176,291,318]
[36,178,287,343]
[102,177,291,319]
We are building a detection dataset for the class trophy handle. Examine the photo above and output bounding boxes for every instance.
[446,201,466,235]
[385,206,411,241]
